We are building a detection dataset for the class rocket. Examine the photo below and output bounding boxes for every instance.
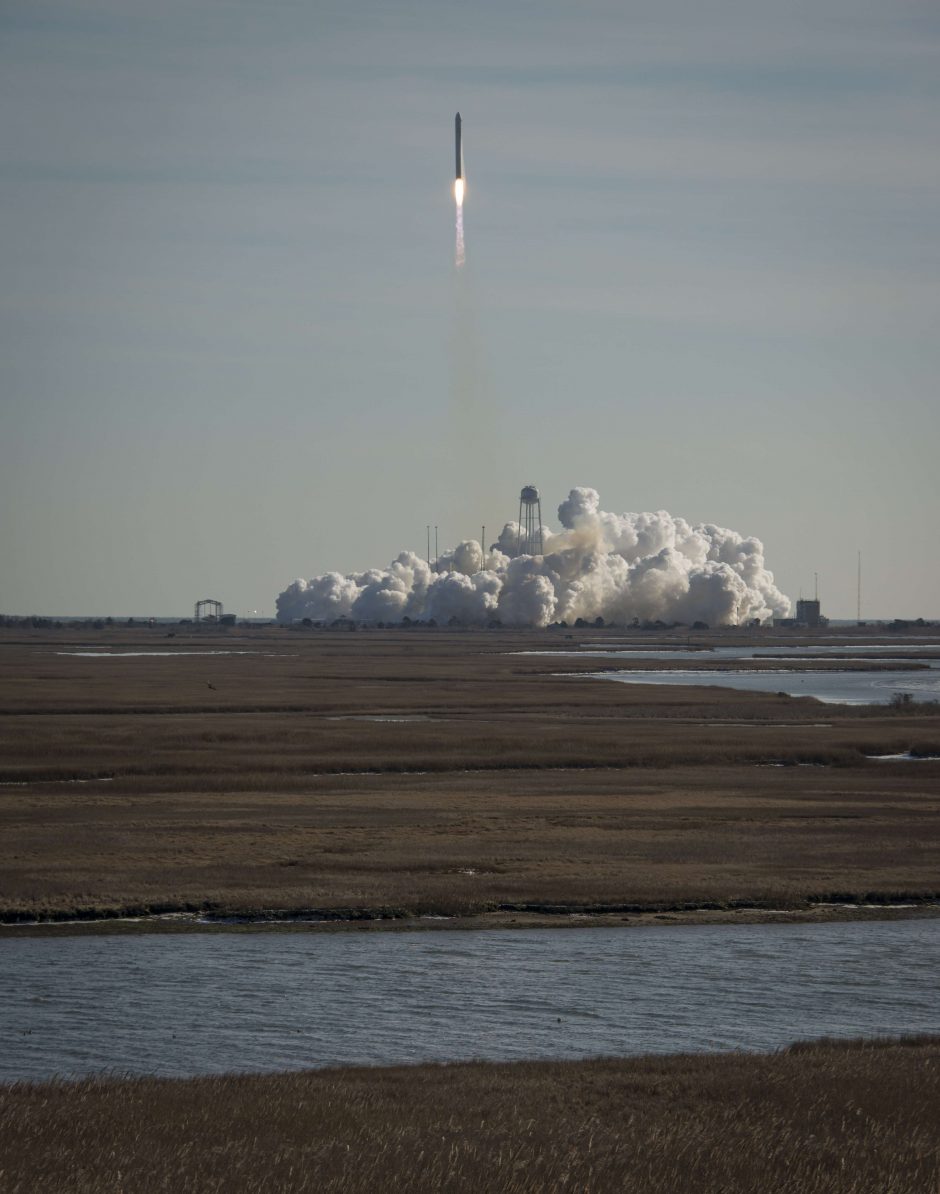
[453,113,466,262]
[453,112,466,263]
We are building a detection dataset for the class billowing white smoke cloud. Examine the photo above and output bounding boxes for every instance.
[277,488,791,627]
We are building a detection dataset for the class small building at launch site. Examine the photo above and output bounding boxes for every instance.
[775,598,828,629]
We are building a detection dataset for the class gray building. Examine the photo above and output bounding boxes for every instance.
[795,599,822,627]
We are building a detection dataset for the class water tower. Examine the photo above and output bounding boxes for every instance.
[517,485,544,556]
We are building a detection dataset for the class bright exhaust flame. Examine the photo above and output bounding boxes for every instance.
[454,179,465,267]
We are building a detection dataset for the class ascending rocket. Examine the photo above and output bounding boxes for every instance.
[453,112,466,265]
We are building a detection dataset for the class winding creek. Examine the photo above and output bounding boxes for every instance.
[3,919,938,1083]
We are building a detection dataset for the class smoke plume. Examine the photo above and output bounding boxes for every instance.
[454,181,465,267]
[276,488,791,627]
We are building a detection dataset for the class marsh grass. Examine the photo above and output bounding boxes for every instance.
[1,627,938,920]
[1,1037,937,1192]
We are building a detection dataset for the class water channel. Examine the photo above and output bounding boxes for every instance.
[591,667,940,704]
[517,643,940,703]
[2,919,937,1083]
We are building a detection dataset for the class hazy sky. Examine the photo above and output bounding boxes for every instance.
[2,0,938,618]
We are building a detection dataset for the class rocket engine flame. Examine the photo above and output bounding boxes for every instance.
[276,488,792,628]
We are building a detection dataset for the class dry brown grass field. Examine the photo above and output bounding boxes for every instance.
[1,1036,937,1192]
[1,625,938,923]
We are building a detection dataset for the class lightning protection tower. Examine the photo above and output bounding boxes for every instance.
[517,485,544,555]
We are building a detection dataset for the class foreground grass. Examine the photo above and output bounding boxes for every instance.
[1,1037,937,1192]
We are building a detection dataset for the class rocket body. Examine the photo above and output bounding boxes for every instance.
[455,112,463,180]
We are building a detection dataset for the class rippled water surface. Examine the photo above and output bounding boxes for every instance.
[2,920,938,1082]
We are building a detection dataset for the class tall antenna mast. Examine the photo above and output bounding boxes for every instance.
[857,551,862,623]
[426,525,430,568]
[814,572,818,602]
[481,525,486,570]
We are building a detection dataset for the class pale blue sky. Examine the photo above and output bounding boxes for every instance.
[1,0,938,617]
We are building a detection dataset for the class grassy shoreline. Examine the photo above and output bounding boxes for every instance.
[2,1037,938,1192]
[3,896,940,937]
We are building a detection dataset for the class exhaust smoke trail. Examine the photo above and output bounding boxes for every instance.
[454,179,465,267]
[454,113,465,267]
